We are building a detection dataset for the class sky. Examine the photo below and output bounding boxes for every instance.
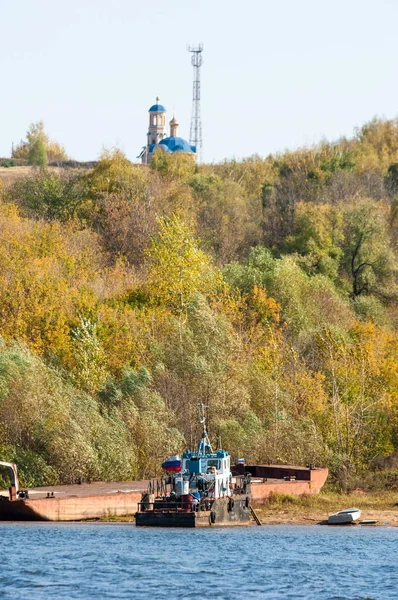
[1,0,398,163]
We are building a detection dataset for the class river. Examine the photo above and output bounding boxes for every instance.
[1,523,396,599]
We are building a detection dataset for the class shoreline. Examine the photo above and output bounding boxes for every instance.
[248,490,398,526]
[252,494,398,526]
[1,484,397,526]
[252,508,398,526]
[98,508,398,526]
[0,511,397,526]
[97,498,398,526]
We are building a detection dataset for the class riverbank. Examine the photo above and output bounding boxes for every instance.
[97,491,398,526]
[252,491,398,526]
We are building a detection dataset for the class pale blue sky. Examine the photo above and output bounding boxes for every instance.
[1,0,398,163]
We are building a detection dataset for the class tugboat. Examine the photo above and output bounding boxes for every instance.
[135,405,252,527]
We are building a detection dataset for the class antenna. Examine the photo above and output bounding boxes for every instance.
[188,43,203,162]
[197,403,212,454]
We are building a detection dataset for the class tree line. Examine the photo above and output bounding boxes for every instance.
[0,117,398,491]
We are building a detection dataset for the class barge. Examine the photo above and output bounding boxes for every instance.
[0,418,328,522]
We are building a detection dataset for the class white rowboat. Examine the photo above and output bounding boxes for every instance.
[328,507,361,525]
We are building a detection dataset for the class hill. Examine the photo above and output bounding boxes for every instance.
[0,119,398,491]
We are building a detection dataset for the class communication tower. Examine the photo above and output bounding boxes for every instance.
[188,43,203,162]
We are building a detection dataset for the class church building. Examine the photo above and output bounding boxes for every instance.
[138,97,196,164]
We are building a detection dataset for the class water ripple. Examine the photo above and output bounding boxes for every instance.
[0,523,396,599]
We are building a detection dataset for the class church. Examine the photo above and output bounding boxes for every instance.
[138,98,196,164]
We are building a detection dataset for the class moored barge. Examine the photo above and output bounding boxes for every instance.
[0,414,328,522]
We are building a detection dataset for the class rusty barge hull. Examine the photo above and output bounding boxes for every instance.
[0,466,328,522]
[0,481,144,521]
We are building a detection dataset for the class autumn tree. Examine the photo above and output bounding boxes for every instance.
[12,121,67,165]
[353,117,398,173]
[86,148,135,195]
[71,318,109,394]
[150,150,196,182]
[145,215,221,314]
[284,202,343,278]
[2,114,398,488]
[317,325,394,489]
[86,153,158,264]
[29,136,47,166]
[192,174,261,263]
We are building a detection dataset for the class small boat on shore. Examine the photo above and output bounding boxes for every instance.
[328,507,361,525]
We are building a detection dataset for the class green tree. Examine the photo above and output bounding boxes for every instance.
[341,199,397,299]
[29,137,48,166]
[12,121,67,164]
[71,318,109,394]
[284,202,343,278]
[6,170,82,219]
[86,148,136,195]
[223,246,277,294]
[318,325,393,489]
[192,174,261,262]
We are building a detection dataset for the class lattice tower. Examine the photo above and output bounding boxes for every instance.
[188,44,203,162]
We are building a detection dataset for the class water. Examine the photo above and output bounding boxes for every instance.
[0,523,397,600]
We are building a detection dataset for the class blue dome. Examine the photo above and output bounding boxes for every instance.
[158,136,196,154]
[149,104,166,113]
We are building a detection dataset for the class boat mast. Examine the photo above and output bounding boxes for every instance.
[198,403,213,454]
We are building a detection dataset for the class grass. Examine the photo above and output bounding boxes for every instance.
[0,165,65,185]
[0,165,34,184]
[99,515,135,522]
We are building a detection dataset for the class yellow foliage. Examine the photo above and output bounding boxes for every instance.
[0,201,131,369]
[209,280,246,327]
[98,304,150,376]
[206,155,279,197]
[87,148,137,195]
[353,117,398,173]
[3,115,398,484]
[145,214,221,313]
[150,150,196,182]
[246,285,280,325]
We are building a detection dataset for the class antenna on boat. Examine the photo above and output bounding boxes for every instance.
[197,403,213,454]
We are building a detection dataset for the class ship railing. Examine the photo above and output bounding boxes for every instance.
[138,498,199,513]
[146,477,172,497]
